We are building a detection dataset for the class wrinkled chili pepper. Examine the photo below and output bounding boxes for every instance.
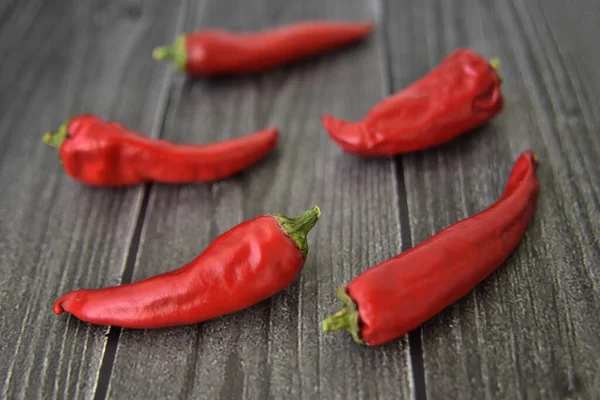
[54,206,321,328]
[322,151,539,345]
[322,49,504,157]
[43,115,278,187]
[153,20,373,77]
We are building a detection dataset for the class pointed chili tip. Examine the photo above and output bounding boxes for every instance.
[54,293,71,315]
[53,291,79,315]
[354,20,375,33]
[53,302,64,315]
[241,126,279,147]
[263,127,280,144]
[321,114,344,136]
[322,115,367,155]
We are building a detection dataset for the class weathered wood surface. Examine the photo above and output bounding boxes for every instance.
[387,0,600,399]
[107,1,411,399]
[0,0,598,399]
[0,0,182,398]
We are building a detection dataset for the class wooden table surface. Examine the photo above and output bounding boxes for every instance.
[1,0,599,399]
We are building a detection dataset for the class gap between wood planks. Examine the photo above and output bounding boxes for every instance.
[91,0,428,398]
[92,1,188,399]
[379,0,427,399]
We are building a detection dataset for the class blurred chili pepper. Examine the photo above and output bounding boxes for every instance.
[43,115,278,187]
[153,20,373,77]
[322,49,503,157]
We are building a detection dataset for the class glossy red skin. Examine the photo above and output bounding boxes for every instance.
[184,21,373,76]
[322,49,504,157]
[54,216,304,328]
[346,151,539,345]
[59,115,278,186]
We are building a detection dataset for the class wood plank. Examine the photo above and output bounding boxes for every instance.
[386,0,600,398]
[0,0,183,398]
[107,0,414,399]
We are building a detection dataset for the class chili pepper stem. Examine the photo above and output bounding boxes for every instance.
[270,206,321,258]
[152,35,186,72]
[43,119,70,148]
[323,309,351,330]
[322,287,364,344]
[489,58,503,84]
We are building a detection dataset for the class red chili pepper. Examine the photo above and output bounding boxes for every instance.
[43,115,278,187]
[322,151,539,345]
[322,49,504,157]
[54,206,321,328]
[153,21,373,77]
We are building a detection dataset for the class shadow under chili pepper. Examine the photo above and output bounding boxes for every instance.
[76,184,133,196]
[239,147,283,216]
[332,146,395,165]
[332,151,395,181]
[446,122,499,152]
[237,143,283,178]
[401,122,500,162]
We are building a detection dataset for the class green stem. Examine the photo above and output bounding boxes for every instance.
[489,57,503,84]
[322,287,364,344]
[152,35,186,72]
[43,119,71,148]
[152,46,173,60]
[322,309,351,331]
[270,206,321,258]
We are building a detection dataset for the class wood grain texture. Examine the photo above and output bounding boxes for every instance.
[386,0,600,398]
[2,0,598,398]
[106,1,413,399]
[0,0,183,398]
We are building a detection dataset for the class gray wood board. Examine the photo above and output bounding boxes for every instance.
[106,0,414,399]
[0,0,183,398]
[386,0,600,398]
[2,0,599,398]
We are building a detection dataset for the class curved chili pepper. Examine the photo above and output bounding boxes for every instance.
[323,151,539,345]
[322,49,504,157]
[153,20,373,77]
[54,206,321,328]
[43,115,278,187]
